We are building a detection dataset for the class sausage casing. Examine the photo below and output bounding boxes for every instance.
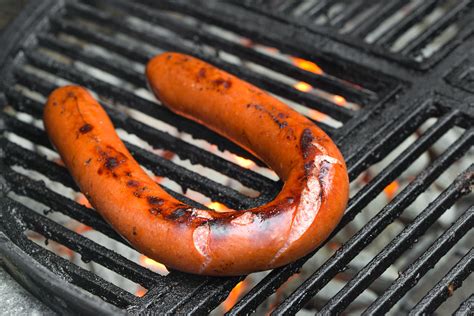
[43,53,349,276]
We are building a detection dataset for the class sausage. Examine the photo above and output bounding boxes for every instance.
[43,53,349,276]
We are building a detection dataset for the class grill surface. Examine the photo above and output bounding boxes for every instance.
[0,0,472,315]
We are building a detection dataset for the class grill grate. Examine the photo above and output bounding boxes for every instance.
[0,0,473,314]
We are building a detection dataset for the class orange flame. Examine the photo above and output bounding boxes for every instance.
[293,82,313,92]
[384,181,399,200]
[292,57,323,75]
[139,255,169,274]
[207,201,227,212]
[222,280,249,312]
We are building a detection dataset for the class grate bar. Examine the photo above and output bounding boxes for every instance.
[272,128,473,315]
[319,165,473,314]
[400,0,471,55]
[410,247,474,316]
[365,207,474,315]
[350,0,409,39]
[374,0,441,47]
[93,0,376,105]
[5,88,276,194]
[67,2,354,122]
[1,198,138,307]
[454,294,474,316]
[227,108,451,315]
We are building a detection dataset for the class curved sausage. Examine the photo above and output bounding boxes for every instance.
[43,53,348,276]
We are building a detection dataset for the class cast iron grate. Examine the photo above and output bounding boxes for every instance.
[0,0,472,315]
[235,0,474,69]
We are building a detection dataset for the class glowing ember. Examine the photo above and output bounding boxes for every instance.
[384,181,399,200]
[75,193,92,208]
[232,155,256,169]
[207,201,227,212]
[54,158,65,166]
[292,57,324,75]
[294,82,313,92]
[333,95,347,106]
[136,286,147,297]
[222,280,249,312]
[308,109,326,122]
[139,255,169,274]
[74,223,93,234]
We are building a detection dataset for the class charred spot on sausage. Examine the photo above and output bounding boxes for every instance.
[105,157,120,170]
[167,208,188,220]
[127,180,140,187]
[300,128,314,159]
[213,78,232,89]
[197,68,206,79]
[147,196,164,206]
[79,123,93,134]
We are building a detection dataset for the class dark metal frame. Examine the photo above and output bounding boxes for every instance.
[0,0,472,314]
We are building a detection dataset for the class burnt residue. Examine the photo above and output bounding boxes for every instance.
[97,146,127,173]
[197,68,206,79]
[300,128,314,159]
[132,227,137,236]
[133,186,147,198]
[127,180,140,187]
[104,157,119,170]
[304,161,313,177]
[85,158,92,165]
[167,208,188,220]
[213,78,232,89]
[147,196,164,206]
[247,103,289,129]
[79,123,93,134]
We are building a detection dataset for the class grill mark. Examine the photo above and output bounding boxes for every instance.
[79,123,93,134]
[247,103,289,129]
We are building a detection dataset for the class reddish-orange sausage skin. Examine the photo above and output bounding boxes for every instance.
[44,52,349,276]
